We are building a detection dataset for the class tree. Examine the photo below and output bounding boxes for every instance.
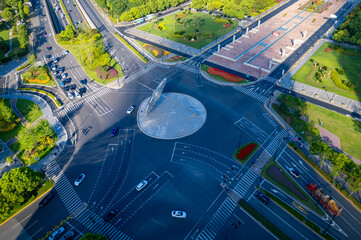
[329,152,348,184]
[56,25,76,42]
[1,7,14,22]
[28,54,36,66]
[17,25,29,48]
[0,98,16,123]
[80,233,108,240]
[6,156,13,164]
[0,167,43,203]
[0,37,10,54]
[0,197,11,222]
[309,140,331,168]
[348,166,361,196]
[23,4,30,17]
[17,126,38,153]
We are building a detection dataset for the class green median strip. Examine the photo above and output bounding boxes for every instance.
[114,33,148,63]
[19,88,62,107]
[263,190,335,240]
[16,61,31,71]
[238,199,291,240]
[59,0,74,28]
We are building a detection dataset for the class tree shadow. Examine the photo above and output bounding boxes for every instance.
[353,119,361,133]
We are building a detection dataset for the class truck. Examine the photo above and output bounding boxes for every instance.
[306,183,343,216]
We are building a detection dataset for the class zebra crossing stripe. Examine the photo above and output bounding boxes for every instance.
[234,170,258,197]
[265,130,288,156]
[195,198,236,240]
[233,85,267,102]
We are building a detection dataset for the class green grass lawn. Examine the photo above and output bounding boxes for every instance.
[0,99,24,143]
[16,99,43,124]
[138,12,237,49]
[60,41,123,85]
[262,160,324,215]
[292,43,361,101]
[0,22,10,60]
[276,94,361,160]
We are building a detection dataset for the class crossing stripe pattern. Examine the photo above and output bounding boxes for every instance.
[195,197,236,240]
[233,85,267,102]
[75,209,131,240]
[265,129,288,156]
[263,112,278,127]
[233,170,258,198]
[55,87,111,118]
[235,117,268,144]
[44,161,83,214]
[262,76,278,84]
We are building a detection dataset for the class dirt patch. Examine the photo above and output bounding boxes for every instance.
[267,165,307,201]
[325,47,332,53]
[167,55,183,62]
[94,66,118,80]
[223,24,232,29]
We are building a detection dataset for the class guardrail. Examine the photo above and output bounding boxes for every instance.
[74,0,97,29]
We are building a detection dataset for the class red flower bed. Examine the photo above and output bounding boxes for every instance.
[95,67,118,79]
[237,143,256,159]
[207,67,244,82]
[325,47,332,53]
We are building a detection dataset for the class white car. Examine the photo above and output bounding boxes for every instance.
[171,210,187,218]
[67,92,74,99]
[53,57,58,63]
[75,91,82,99]
[74,173,86,186]
[63,50,69,55]
[288,168,300,178]
[127,105,135,114]
[51,65,57,71]
[48,227,64,240]
[61,73,66,79]
[136,180,148,191]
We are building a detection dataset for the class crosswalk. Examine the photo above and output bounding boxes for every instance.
[75,209,131,240]
[233,170,258,198]
[44,161,83,214]
[235,117,268,144]
[195,197,236,240]
[55,87,111,118]
[233,85,268,102]
[263,112,278,127]
[262,76,278,84]
[265,129,288,156]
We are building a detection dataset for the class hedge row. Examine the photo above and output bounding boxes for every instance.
[19,88,62,107]
[263,190,335,240]
[59,0,74,27]
[114,33,148,63]
[16,61,31,71]
[330,69,355,92]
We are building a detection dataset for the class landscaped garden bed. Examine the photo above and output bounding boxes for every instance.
[136,40,170,58]
[137,11,237,49]
[166,55,187,62]
[233,142,259,164]
[291,43,361,101]
[202,65,245,83]
[22,66,55,87]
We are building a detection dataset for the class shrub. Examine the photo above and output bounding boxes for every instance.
[214,18,228,24]
[330,69,355,91]
[6,156,13,164]
[174,30,185,35]
[336,68,344,75]
[19,88,62,107]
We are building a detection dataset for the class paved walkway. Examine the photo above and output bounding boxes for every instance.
[10,98,28,125]
[2,93,68,173]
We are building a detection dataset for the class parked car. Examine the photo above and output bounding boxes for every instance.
[69,84,76,90]
[59,67,65,73]
[79,87,86,93]
[75,91,81,99]
[103,209,119,222]
[110,128,118,136]
[65,78,71,83]
[52,71,58,75]
[56,75,61,81]
[288,168,300,178]
[74,173,86,186]
[80,79,87,85]
[39,193,54,207]
[59,80,66,86]
[53,57,58,63]
[51,65,57,71]
[59,231,74,240]
[48,227,64,240]
[61,73,67,79]
[126,105,135,115]
[63,86,70,91]
[171,210,187,218]
[67,92,74,99]
[255,191,270,205]
[136,180,148,191]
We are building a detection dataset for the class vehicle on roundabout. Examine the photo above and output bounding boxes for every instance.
[171,210,187,218]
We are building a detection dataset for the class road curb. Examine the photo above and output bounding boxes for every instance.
[0,181,54,227]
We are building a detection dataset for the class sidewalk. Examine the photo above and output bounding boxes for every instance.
[2,93,68,172]
[278,38,361,115]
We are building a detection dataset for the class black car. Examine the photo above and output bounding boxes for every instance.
[80,79,87,85]
[59,67,65,73]
[110,128,118,136]
[39,193,54,207]
[65,78,72,83]
[103,209,119,222]
[79,87,86,93]
[56,75,61,80]
[69,84,76,90]
[255,191,270,205]
[63,86,71,91]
